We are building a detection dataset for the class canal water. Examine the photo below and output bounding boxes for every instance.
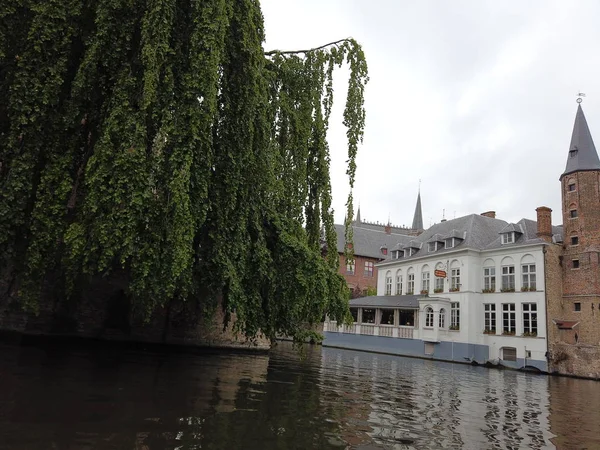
[0,339,597,450]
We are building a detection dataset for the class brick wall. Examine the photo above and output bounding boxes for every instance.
[338,253,380,294]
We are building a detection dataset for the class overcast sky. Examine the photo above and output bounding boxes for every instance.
[261,0,600,229]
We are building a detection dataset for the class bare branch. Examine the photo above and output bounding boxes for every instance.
[264,38,350,56]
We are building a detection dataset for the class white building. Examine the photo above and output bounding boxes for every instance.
[324,211,562,371]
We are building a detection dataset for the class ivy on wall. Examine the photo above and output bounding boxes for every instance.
[0,0,368,342]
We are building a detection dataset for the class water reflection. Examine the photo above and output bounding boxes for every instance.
[0,339,598,449]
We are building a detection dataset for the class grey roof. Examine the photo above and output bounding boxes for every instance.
[335,224,413,259]
[484,218,562,250]
[561,104,600,180]
[377,213,563,263]
[349,295,421,309]
[403,240,422,249]
[498,223,523,234]
[411,191,423,230]
[427,233,445,243]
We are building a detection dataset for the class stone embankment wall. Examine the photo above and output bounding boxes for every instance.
[549,343,600,380]
[0,272,270,350]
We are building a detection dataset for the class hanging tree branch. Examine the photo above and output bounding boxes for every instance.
[264,38,350,56]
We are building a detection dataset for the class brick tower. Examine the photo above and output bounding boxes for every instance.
[559,102,600,343]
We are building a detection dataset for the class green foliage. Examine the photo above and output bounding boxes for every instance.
[0,0,368,342]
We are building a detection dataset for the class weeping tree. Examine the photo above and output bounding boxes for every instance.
[0,0,368,342]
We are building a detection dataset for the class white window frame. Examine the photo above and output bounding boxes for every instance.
[407,273,415,294]
[483,267,496,292]
[521,264,536,290]
[434,275,444,292]
[502,303,516,334]
[450,302,460,329]
[428,242,436,252]
[346,259,355,275]
[522,303,537,335]
[439,308,446,328]
[425,307,434,328]
[501,265,515,291]
[395,272,403,295]
[364,261,374,277]
[385,273,392,296]
[484,304,496,332]
[445,238,454,249]
[501,232,515,244]
[421,271,430,293]
[451,268,460,290]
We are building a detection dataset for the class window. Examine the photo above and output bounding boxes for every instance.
[522,264,536,290]
[428,242,436,252]
[346,259,355,275]
[364,261,374,277]
[451,302,460,329]
[502,347,517,361]
[484,304,496,333]
[574,302,581,312]
[439,308,446,328]
[445,238,454,249]
[502,303,516,334]
[385,273,392,296]
[395,271,403,295]
[407,273,415,294]
[350,308,359,322]
[421,271,430,293]
[568,183,576,192]
[434,275,444,292]
[399,310,414,326]
[570,210,578,218]
[362,308,375,324]
[451,268,460,291]
[380,309,395,325]
[572,259,580,269]
[483,267,496,292]
[501,266,515,291]
[425,307,434,328]
[522,303,537,335]
[501,232,515,244]
[571,236,579,246]
[425,342,434,355]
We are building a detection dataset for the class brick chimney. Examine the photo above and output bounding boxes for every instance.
[481,211,496,219]
[536,206,552,242]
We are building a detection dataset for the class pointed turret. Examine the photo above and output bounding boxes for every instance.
[411,191,423,230]
[560,104,600,180]
[355,205,362,224]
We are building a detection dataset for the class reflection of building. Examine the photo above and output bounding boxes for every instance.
[546,104,600,378]
[335,194,424,296]
[325,210,556,370]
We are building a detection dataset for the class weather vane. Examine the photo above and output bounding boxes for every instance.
[577,92,586,104]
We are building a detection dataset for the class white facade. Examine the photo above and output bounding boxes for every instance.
[375,243,548,365]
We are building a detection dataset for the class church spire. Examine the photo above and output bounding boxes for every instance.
[561,102,600,180]
[356,204,361,223]
[411,187,423,230]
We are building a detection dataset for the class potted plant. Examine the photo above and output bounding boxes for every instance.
[433,288,443,293]
[483,328,496,334]
[502,330,516,336]
[420,289,429,295]
[500,288,515,293]
[482,288,495,293]
[522,331,538,337]
[449,325,460,331]
[521,286,536,292]
[406,291,414,295]
[449,287,460,292]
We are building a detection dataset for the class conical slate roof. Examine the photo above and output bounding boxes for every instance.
[561,104,600,180]
[411,191,423,230]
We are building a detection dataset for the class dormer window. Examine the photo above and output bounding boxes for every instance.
[501,232,515,244]
[404,248,416,257]
[569,147,578,157]
[445,238,454,249]
[428,242,436,252]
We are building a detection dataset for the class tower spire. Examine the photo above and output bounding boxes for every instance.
[355,204,362,223]
[411,187,423,230]
[560,101,600,180]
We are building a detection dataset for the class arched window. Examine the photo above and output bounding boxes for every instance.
[439,308,446,328]
[385,271,392,296]
[521,254,536,291]
[450,260,461,291]
[407,267,415,294]
[395,269,403,295]
[421,264,430,294]
[434,262,444,292]
[425,306,434,328]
